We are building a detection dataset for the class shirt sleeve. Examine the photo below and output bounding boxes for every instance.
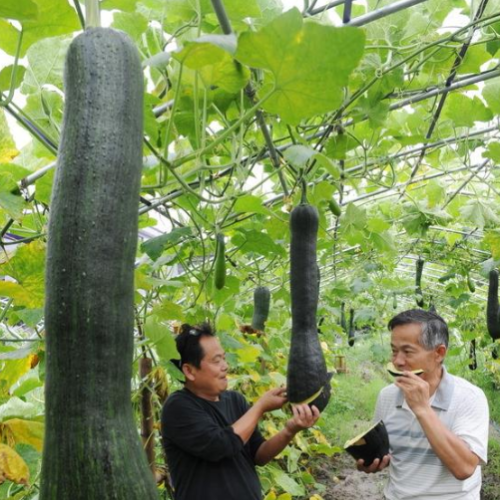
[161,393,245,463]
[450,388,489,464]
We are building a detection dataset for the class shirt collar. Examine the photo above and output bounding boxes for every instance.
[395,365,454,410]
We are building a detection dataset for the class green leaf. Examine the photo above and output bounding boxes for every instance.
[483,80,500,115]
[231,229,286,257]
[15,308,44,328]
[154,300,185,321]
[483,142,500,162]
[457,45,491,74]
[0,0,39,22]
[325,134,359,160]
[34,167,55,205]
[0,111,18,164]
[101,0,139,12]
[0,163,28,219]
[111,11,148,42]
[444,94,492,127]
[222,0,261,21]
[340,203,367,236]
[21,36,72,94]
[20,0,80,56]
[235,8,365,124]
[0,397,41,421]
[0,65,26,93]
[459,199,500,228]
[484,230,500,260]
[140,227,193,261]
[234,195,272,215]
[268,466,305,496]
[145,317,180,361]
[312,181,335,205]
[0,19,21,56]
[283,145,316,168]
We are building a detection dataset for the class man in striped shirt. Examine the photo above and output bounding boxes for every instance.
[357,309,489,500]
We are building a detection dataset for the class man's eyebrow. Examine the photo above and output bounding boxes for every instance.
[391,343,416,349]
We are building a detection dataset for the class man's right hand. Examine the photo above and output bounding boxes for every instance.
[356,455,390,473]
[255,387,287,413]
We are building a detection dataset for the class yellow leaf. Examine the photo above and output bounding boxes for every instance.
[0,148,19,163]
[3,419,44,452]
[0,444,29,485]
[0,356,34,396]
[277,494,292,500]
[264,491,277,500]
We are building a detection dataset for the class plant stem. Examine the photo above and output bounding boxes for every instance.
[85,0,101,28]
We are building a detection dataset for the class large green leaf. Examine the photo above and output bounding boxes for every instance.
[235,8,365,124]
[444,94,492,128]
[140,227,193,261]
[0,0,39,22]
[20,0,80,56]
[0,19,21,56]
[0,110,18,164]
[21,36,72,94]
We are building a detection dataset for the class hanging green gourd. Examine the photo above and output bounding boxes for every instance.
[392,293,397,310]
[348,308,355,347]
[467,273,475,293]
[41,2,158,498]
[287,182,331,413]
[469,339,477,371]
[415,257,425,307]
[486,270,500,359]
[251,286,271,332]
[214,233,226,290]
[328,197,342,217]
[340,302,347,331]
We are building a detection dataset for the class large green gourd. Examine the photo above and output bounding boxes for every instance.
[287,203,331,412]
[487,270,500,340]
[41,28,158,499]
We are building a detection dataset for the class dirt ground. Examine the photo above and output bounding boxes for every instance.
[312,424,500,500]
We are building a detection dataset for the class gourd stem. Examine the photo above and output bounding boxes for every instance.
[85,0,101,28]
[300,178,308,204]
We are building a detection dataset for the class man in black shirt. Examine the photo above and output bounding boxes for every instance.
[161,322,320,500]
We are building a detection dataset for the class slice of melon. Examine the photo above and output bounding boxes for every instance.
[344,420,390,466]
[386,362,423,377]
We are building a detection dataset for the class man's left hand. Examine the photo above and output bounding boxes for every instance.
[394,372,430,415]
[285,404,320,435]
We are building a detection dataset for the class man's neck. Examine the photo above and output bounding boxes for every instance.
[427,365,444,397]
[185,383,220,402]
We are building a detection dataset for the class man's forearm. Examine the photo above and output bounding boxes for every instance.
[416,407,479,480]
[254,427,296,466]
[232,404,264,444]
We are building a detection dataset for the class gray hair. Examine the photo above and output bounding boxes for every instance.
[388,309,448,349]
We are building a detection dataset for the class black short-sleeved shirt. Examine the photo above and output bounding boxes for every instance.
[161,389,266,500]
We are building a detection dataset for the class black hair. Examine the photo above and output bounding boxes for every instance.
[174,322,215,369]
[388,309,448,349]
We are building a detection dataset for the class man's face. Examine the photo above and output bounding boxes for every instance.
[188,336,228,399]
[390,322,445,381]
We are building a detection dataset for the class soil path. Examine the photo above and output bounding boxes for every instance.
[313,423,500,500]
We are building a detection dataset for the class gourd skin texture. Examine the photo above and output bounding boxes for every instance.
[252,286,270,332]
[287,204,330,411]
[41,28,157,499]
[415,258,424,307]
[214,233,226,290]
[348,308,355,347]
[487,270,500,340]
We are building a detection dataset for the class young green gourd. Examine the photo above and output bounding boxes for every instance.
[415,257,425,307]
[41,27,158,500]
[214,233,226,290]
[251,286,271,332]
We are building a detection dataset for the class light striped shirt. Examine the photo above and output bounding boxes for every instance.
[375,366,489,500]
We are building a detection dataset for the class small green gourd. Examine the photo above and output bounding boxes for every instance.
[214,233,226,290]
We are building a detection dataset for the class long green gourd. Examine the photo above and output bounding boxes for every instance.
[41,27,158,499]
[287,196,331,412]
[415,257,425,307]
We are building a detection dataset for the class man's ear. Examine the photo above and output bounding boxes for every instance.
[435,344,447,363]
[182,363,196,382]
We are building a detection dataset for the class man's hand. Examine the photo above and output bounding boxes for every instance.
[285,404,320,435]
[356,455,390,473]
[255,387,288,413]
[394,371,430,416]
